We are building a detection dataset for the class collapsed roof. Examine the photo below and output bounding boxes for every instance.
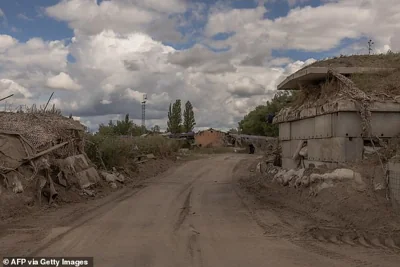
[0,112,85,151]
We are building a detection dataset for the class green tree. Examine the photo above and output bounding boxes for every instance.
[114,114,133,135]
[98,120,115,136]
[97,115,143,136]
[228,128,238,134]
[167,100,182,134]
[151,125,161,133]
[183,101,196,132]
[238,91,297,137]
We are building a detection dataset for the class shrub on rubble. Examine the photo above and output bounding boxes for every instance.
[85,134,181,169]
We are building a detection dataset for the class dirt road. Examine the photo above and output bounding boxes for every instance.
[2,154,400,266]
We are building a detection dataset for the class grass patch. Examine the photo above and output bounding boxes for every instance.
[85,134,182,170]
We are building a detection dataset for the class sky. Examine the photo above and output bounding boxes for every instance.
[0,0,399,132]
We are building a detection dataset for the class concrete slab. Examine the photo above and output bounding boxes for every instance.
[388,159,400,207]
[281,141,291,158]
[279,122,291,140]
[315,114,332,138]
[278,67,395,90]
[300,107,317,118]
[332,112,362,137]
[332,111,400,138]
[308,137,363,163]
[76,167,101,189]
[371,112,400,137]
[291,117,315,139]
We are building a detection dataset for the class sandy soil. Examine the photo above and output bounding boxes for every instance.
[238,159,400,245]
[0,154,399,267]
[0,157,178,222]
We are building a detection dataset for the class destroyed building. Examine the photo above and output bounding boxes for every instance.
[195,128,227,147]
[273,66,400,170]
[0,111,100,205]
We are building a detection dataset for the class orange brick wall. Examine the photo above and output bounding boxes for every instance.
[195,130,225,147]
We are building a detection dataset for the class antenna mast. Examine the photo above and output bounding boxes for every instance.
[141,94,147,133]
[368,39,374,55]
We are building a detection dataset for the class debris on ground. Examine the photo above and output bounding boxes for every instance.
[0,111,179,221]
[238,154,400,250]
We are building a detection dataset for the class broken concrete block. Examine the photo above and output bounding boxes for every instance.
[76,167,100,189]
[352,172,367,192]
[100,171,116,183]
[110,182,118,189]
[115,173,125,183]
[179,149,189,155]
[8,175,23,194]
[83,189,95,196]
[146,153,156,159]
[64,154,89,173]
[310,168,357,183]
[57,172,67,187]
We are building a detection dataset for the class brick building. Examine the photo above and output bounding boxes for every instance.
[195,129,227,148]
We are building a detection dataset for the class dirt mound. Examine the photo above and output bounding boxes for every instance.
[309,52,400,69]
[285,53,400,114]
[237,158,400,250]
[0,112,85,151]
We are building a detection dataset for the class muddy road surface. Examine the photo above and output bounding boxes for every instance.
[2,154,399,267]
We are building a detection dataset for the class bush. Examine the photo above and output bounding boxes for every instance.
[85,134,181,169]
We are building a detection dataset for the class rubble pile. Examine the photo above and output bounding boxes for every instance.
[0,112,105,211]
[277,70,400,125]
[263,164,367,196]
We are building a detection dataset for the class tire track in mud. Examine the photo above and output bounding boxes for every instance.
[306,226,400,252]
[174,188,193,231]
[187,225,204,267]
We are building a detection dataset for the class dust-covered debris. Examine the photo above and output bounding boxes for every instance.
[237,157,400,249]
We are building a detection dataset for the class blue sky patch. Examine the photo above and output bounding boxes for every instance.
[0,0,357,62]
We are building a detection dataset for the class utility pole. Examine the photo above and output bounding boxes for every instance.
[141,94,147,134]
[368,39,374,55]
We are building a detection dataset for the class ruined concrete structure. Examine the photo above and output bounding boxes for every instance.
[195,128,226,147]
[274,67,400,169]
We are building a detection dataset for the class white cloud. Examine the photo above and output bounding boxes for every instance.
[0,37,68,70]
[0,35,17,51]
[45,0,184,42]
[0,79,33,99]
[205,0,400,53]
[46,72,82,91]
[17,13,33,21]
[0,8,7,27]
[1,0,400,131]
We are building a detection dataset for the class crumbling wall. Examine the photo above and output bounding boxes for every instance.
[0,112,99,209]
[195,130,227,147]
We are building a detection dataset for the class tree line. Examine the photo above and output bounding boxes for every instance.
[237,91,297,137]
[94,99,195,136]
[167,100,196,134]
[97,114,149,136]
